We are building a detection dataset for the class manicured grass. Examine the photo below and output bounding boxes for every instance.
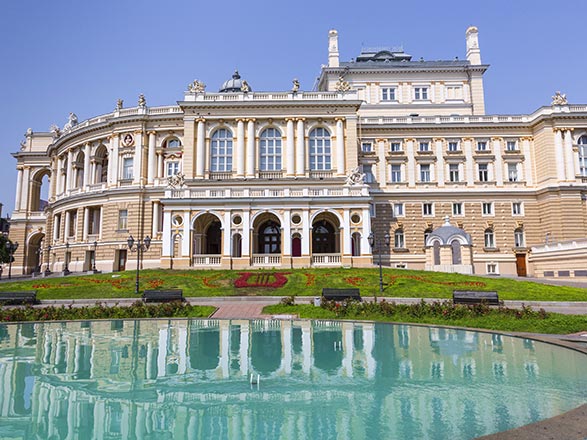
[0,267,586,301]
[263,302,587,335]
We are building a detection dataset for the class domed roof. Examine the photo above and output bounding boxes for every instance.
[219,70,252,93]
[426,216,472,246]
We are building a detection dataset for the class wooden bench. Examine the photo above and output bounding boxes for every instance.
[322,288,361,302]
[453,290,500,306]
[143,289,184,303]
[0,291,38,305]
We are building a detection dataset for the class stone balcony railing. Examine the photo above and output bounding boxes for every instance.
[166,186,369,199]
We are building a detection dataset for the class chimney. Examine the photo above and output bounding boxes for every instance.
[466,26,482,65]
[328,29,339,68]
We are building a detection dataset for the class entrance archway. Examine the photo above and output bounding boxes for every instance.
[25,232,45,274]
[253,213,281,254]
[192,213,223,255]
[311,212,340,255]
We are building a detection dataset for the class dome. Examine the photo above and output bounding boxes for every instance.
[426,216,472,246]
[219,70,252,93]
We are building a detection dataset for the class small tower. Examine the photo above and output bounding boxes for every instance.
[466,26,482,65]
[328,29,339,68]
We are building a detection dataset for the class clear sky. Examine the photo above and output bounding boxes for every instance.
[1,0,586,215]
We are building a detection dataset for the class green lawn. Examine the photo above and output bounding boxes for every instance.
[0,267,586,301]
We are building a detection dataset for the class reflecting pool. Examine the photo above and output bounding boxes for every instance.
[0,319,585,439]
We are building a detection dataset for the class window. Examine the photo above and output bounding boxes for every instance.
[54,214,61,239]
[420,164,431,182]
[476,141,488,151]
[362,164,374,183]
[423,203,433,216]
[514,228,525,247]
[478,163,488,182]
[259,128,282,171]
[414,87,429,100]
[381,87,396,101]
[512,202,523,215]
[449,164,460,182]
[446,85,463,100]
[484,229,495,248]
[578,135,587,176]
[118,209,128,231]
[482,202,493,215]
[419,141,430,152]
[361,142,373,153]
[166,161,180,177]
[210,128,233,172]
[448,141,459,152]
[122,158,133,180]
[309,127,331,170]
[68,210,77,237]
[394,229,405,248]
[88,207,101,235]
[452,202,463,216]
[166,138,181,148]
[390,142,402,152]
[393,203,404,217]
[390,164,402,182]
[506,140,517,151]
[487,263,498,274]
[508,163,518,182]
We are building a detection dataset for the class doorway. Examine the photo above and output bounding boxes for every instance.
[515,254,527,277]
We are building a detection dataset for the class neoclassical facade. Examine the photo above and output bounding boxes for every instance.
[10,27,587,277]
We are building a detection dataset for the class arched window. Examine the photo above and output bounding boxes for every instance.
[259,128,282,171]
[210,129,233,172]
[205,221,222,254]
[514,228,525,248]
[433,241,441,265]
[309,127,331,171]
[75,151,84,188]
[578,135,587,177]
[312,221,335,254]
[451,240,462,264]
[394,229,404,249]
[259,221,281,254]
[484,228,495,248]
[166,138,181,149]
[232,233,242,258]
[94,145,108,183]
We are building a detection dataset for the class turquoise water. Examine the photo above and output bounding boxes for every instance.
[0,319,585,439]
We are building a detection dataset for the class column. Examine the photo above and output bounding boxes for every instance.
[361,207,371,255]
[283,209,291,255]
[376,138,386,183]
[301,321,312,374]
[296,118,305,176]
[14,167,23,211]
[64,211,71,239]
[282,321,293,375]
[21,167,31,212]
[220,321,230,378]
[66,150,74,190]
[363,323,375,379]
[336,118,345,175]
[157,328,167,377]
[522,137,534,185]
[236,119,245,177]
[83,207,89,241]
[554,129,565,181]
[133,131,143,184]
[196,119,206,178]
[246,119,256,177]
[343,209,351,255]
[405,138,415,187]
[83,143,91,188]
[223,211,231,256]
[178,325,187,375]
[147,131,156,184]
[152,202,160,237]
[563,129,575,180]
[239,322,249,375]
[53,214,60,242]
[301,209,310,256]
[463,137,474,186]
[342,322,354,377]
[182,211,190,257]
[434,138,445,186]
[242,211,251,257]
[492,137,504,185]
[98,207,103,240]
[286,118,295,176]
[109,134,119,185]
[162,210,172,257]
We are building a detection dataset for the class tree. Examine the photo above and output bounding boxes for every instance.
[0,235,14,264]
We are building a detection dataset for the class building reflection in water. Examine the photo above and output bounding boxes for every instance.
[0,319,585,439]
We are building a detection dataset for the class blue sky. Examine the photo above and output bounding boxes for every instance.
[1,0,586,214]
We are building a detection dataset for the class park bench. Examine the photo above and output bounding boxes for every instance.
[322,288,361,302]
[143,289,184,303]
[0,291,38,305]
[453,290,500,306]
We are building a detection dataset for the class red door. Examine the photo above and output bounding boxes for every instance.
[292,237,302,257]
[516,254,527,277]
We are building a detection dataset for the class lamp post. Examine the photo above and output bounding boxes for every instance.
[44,245,52,276]
[92,241,98,272]
[127,235,151,295]
[36,246,43,274]
[5,241,19,280]
[63,242,71,275]
[368,231,390,302]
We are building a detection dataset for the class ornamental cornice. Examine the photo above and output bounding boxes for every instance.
[374,138,387,143]
[490,137,503,142]
[519,136,533,142]
[295,117,306,122]
[553,127,573,133]
[432,137,445,143]
[404,138,416,143]
[461,137,474,142]
[147,131,157,136]
[196,117,206,123]
[334,116,346,122]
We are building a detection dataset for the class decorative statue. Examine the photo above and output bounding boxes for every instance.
[138,94,147,108]
[292,78,300,93]
[334,75,351,92]
[50,124,62,138]
[345,166,365,186]
[167,172,185,188]
[188,79,206,93]
[25,127,33,137]
[116,98,124,110]
[19,140,26,150]
[551,91,568,106]
[241,80,250,93]
[62,112,78,132]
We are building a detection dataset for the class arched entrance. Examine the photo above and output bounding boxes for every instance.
[192,213,223,266]
[25,232,45,275]
[29,169,51,212]
[311,212,341,265]
[252,213,282,266]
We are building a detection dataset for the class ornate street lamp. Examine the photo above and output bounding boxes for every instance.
[63,242,71,275]
[128,235,151,295]
[44,245,52,276]
[92,241,98,272]
[368,231,390,302]
[5,241,19,280]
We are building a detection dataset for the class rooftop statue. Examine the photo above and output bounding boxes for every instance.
[551,91,568,106]
[335,76,351,92]
[241,80,250,93]
[116,98,124,110]
[292,78,300,93]
[62,113,78,133]
[138,94,147,108]
[25,128,33,137]
[188,79,206,93]
[50,124,61,139]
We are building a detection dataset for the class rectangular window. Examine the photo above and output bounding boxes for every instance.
[423,203,433,216]
[487,263,498,274]
[478,164,488,182]
[361,142,373,153]
[390,164,402,183]
[477,141,487,151]
[512,202,523,215]
[68,210,77,237]
[414,87,429,100]
[381,87,396,101]
[448,141,459,152]
[118,209,128,230]
[449,164,460,182]
[166,161,180,177]
[122,158,133,180]
[54,214,61,239]
[362,164,374,183]
[482,202,494,216]
[88,207,101,235]
[419,142,430,152]
[393,203,404,217]
[420,164,431,182]
[394,230,405,249]
[390,142,402,152]
[514,230,525,247]
[508,163,518,182]
[452,202,463,216]
[506,140,518,151]
[484,231,495,248]
[446,85,463,100]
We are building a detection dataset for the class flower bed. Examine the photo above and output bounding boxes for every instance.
[235,272,290,288]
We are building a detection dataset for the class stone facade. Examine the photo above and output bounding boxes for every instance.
[9,27,587,277]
